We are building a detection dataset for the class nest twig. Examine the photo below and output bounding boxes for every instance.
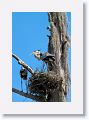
[27,71,64,101]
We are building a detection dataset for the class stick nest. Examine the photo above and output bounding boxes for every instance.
[28,71,64,101]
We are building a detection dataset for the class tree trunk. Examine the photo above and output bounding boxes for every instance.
[47,12,70,102]
[12,12,70,102]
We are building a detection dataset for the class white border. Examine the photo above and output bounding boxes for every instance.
[0,0,83,114]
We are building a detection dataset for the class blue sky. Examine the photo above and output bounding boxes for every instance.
[12,12,71,102]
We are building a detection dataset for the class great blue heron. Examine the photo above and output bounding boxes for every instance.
[32,50,55,70]
[32,50,55,63]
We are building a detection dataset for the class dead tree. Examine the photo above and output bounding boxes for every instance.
[47,12,70,102]
[12,12,71,102]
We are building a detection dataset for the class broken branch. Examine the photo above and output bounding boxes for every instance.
[12,88,45,102]
[12,53,34,75]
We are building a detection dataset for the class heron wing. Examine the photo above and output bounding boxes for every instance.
[44,52,55,57]
[43,55,55,62]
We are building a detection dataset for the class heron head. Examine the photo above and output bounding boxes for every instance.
[32,50,41,55]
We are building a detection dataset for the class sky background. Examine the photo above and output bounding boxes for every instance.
[12,12,71,102]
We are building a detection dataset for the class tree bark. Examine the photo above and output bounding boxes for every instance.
[48,12,70,102]
[12,12,70,102]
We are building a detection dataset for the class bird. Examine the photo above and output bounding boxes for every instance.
[32,50,55,64]
[20,67,28,80]
[20,67,28,92]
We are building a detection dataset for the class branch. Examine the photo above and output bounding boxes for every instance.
[12,88,45,102]
[12,53,34,75]
[66,34,71,47]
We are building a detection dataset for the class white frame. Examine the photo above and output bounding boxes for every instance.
[0,0,83,114]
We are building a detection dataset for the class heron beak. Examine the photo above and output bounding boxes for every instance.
[30,52,33,56]
[31,52,34,55]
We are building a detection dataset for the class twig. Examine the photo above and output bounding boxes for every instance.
[12,53,34,75]
[12,88,44,102]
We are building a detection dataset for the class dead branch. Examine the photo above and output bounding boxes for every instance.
[66,34,71,47]
[12,54,34,75]
[12,88,45,102]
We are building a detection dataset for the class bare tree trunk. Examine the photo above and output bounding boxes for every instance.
[47,12,70,102]
[12,12,70,102]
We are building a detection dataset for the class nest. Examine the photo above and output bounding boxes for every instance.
[28,71,64,101]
